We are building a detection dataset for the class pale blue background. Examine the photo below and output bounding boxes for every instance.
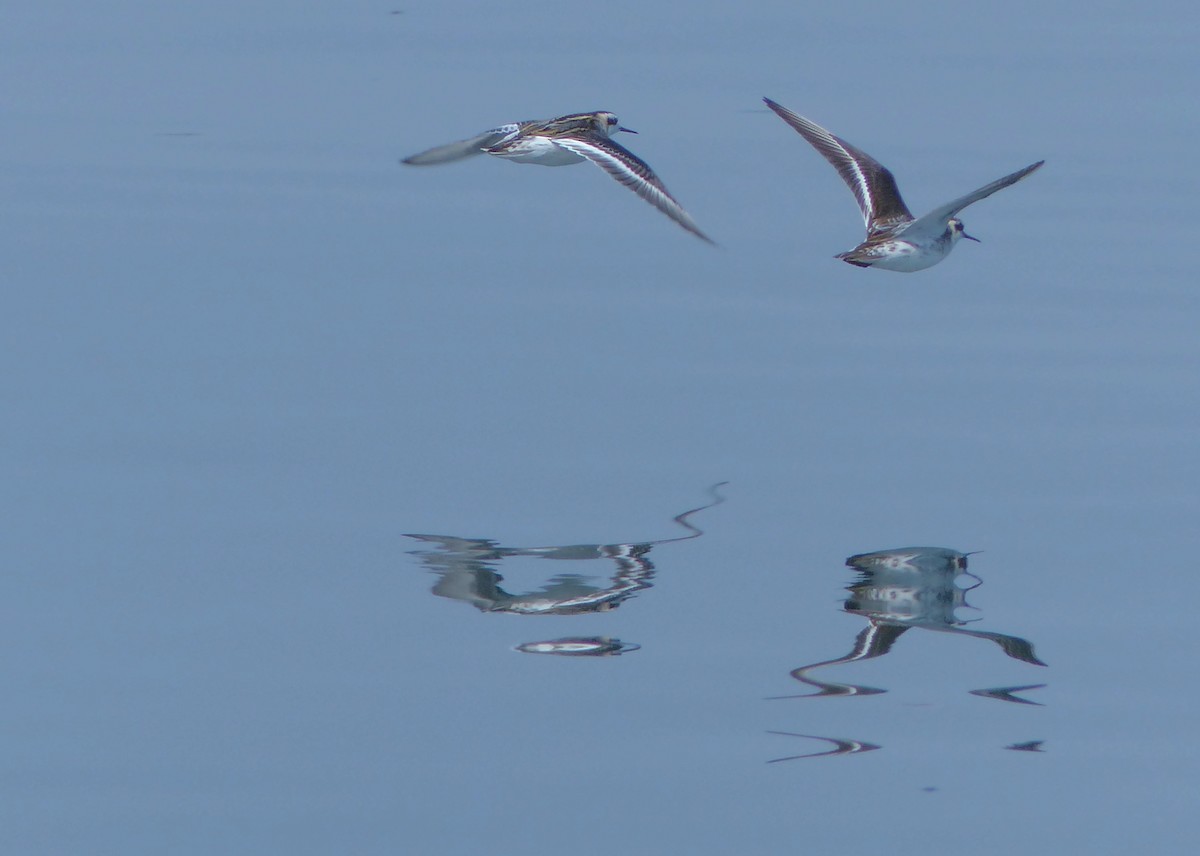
[3,1,1197,853]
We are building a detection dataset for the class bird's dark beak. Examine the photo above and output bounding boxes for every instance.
[962,231,981,243]
[618,126,637,134]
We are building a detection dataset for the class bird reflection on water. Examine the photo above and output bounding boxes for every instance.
[404,484,725,655]
[769,546,1046,760]
[781,546,1045,698]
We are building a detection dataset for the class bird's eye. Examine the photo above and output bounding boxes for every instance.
[607,115,618,125]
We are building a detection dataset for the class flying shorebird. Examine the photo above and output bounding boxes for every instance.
[763,97,1042,271]
[402,110,713,244]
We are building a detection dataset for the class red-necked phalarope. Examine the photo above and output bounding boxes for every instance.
[402,110,714,243]
[764,98,1043,271]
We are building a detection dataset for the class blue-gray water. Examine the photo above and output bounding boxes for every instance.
[4,2,1197,853]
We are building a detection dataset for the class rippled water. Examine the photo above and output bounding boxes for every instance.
[5,2,1198,853]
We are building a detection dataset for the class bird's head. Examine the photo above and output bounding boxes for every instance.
[950,218,980,243]
[597,112,637,136]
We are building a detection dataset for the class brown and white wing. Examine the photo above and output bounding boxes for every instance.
[763,98,913,236]
[551,133,715,244]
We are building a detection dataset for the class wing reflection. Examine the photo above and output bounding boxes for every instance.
[766,731,881,762]
[404,484,725,653]
[782,546,1045,700]
[969,684,1047,706]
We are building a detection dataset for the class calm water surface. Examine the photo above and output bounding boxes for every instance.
[4,2,1198,853]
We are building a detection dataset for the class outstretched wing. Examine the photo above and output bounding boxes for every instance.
[764,98,913,236]
[903,160,1044,240]
[401,125,520,166]
[552,132,715,244]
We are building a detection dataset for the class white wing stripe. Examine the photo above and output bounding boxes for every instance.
[551,137,713,243]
